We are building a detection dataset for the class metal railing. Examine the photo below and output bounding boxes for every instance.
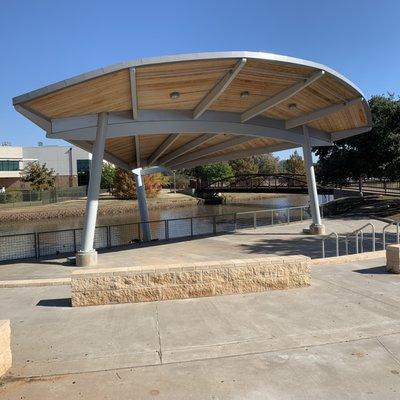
[341,180,400,195]
[321,231,340,258]
[0,205,313,263]
[382,220,400,249]
[321,222,376,258]
[345,223,376,254]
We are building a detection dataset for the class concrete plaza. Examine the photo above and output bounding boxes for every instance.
[0,217,392,282]
[1,257,400,398]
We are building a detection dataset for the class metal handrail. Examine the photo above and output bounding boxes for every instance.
[321,231,339,258]
[345,223,375,254]
[235,205,307,216]
[382,220,400,249]
[235,205,312,229]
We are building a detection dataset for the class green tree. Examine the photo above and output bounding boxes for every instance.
[254,154,280,174]
[190,162,233,183]
[315,94,400,185]
[282,150,305,175]
[100,163,116,191]
[229,157,258,175]
[22,162,56,190]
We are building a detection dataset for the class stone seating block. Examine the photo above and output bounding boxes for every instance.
[71,255,311,307]
[386,244,400,274]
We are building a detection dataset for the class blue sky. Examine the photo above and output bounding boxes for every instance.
[0,0,399,160]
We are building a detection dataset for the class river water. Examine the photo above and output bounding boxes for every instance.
[1,193,333,235]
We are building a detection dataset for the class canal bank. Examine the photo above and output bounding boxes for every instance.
[0,192,315,235]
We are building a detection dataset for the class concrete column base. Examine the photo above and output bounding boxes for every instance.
[303,224,326,235]
[76,250,98,267]
[386,244,400,273]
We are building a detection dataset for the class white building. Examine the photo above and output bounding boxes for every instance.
[0,145,91,189]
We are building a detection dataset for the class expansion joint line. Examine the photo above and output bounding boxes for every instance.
[155,304,163,364]
[376,337,400,367]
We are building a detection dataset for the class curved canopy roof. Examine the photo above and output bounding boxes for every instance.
[13,51,372,171]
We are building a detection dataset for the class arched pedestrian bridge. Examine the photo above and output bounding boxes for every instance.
[200,173,333,194]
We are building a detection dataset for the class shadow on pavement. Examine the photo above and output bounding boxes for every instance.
[240,232,389,259]
[36,298,71,308]
[353,265,387,274]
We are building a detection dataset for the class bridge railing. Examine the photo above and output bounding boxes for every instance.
[203,173,310,190]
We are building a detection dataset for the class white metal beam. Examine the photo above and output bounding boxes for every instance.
[14,104,52,132]
[330,126,372,141]
[285,97,363,130]
[302,125,322,227]
[193,58,247,119]
[129,67,138,120]
[132,168,151,241]
[241,70,325,122]
[171,142,298,170]
[148,133,181,165]
[133,166,170,176]
[69,140,132,171]
[166,136,252,167]
[135,135,141,167]
[49,110,332,147]
[157,133,215,165]
[80,112,108,254]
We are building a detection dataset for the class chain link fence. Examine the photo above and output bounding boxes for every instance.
[0,205,314,263]
[0,186,90,209]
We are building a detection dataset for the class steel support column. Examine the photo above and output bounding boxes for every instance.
[302,125,325,235]
[76,112,108,266]
[133,168,151,242]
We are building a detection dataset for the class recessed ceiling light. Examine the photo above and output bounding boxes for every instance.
[288,103,297,110]
[240,91,250,98]
[170,91,180,99]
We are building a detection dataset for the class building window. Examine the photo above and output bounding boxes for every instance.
[77,159,90,173]
[0,160,19,171]
[77,159,91,186]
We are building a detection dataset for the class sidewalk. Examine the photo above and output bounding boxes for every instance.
[1,258,400,399]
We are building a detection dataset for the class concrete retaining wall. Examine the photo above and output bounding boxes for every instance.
[0,320,11,377]
[71,255,311,307]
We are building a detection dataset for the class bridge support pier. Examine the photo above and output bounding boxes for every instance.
[302,125,325,235]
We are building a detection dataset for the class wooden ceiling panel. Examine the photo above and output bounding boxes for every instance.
[162,133,203,154]
[209,137,283,158]
[308,102,368,132]
[191,134,235,151]
[17,54,369,159]
[210,61,303,113]
[245,59,314,79]
[137,59,236,110]
[105,136,135,164]
[25,70,131,119]
[139,134,170,160]
[263,74,366,130]
[264,82,334,121]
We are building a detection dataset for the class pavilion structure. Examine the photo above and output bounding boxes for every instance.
[13,51,372,266]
